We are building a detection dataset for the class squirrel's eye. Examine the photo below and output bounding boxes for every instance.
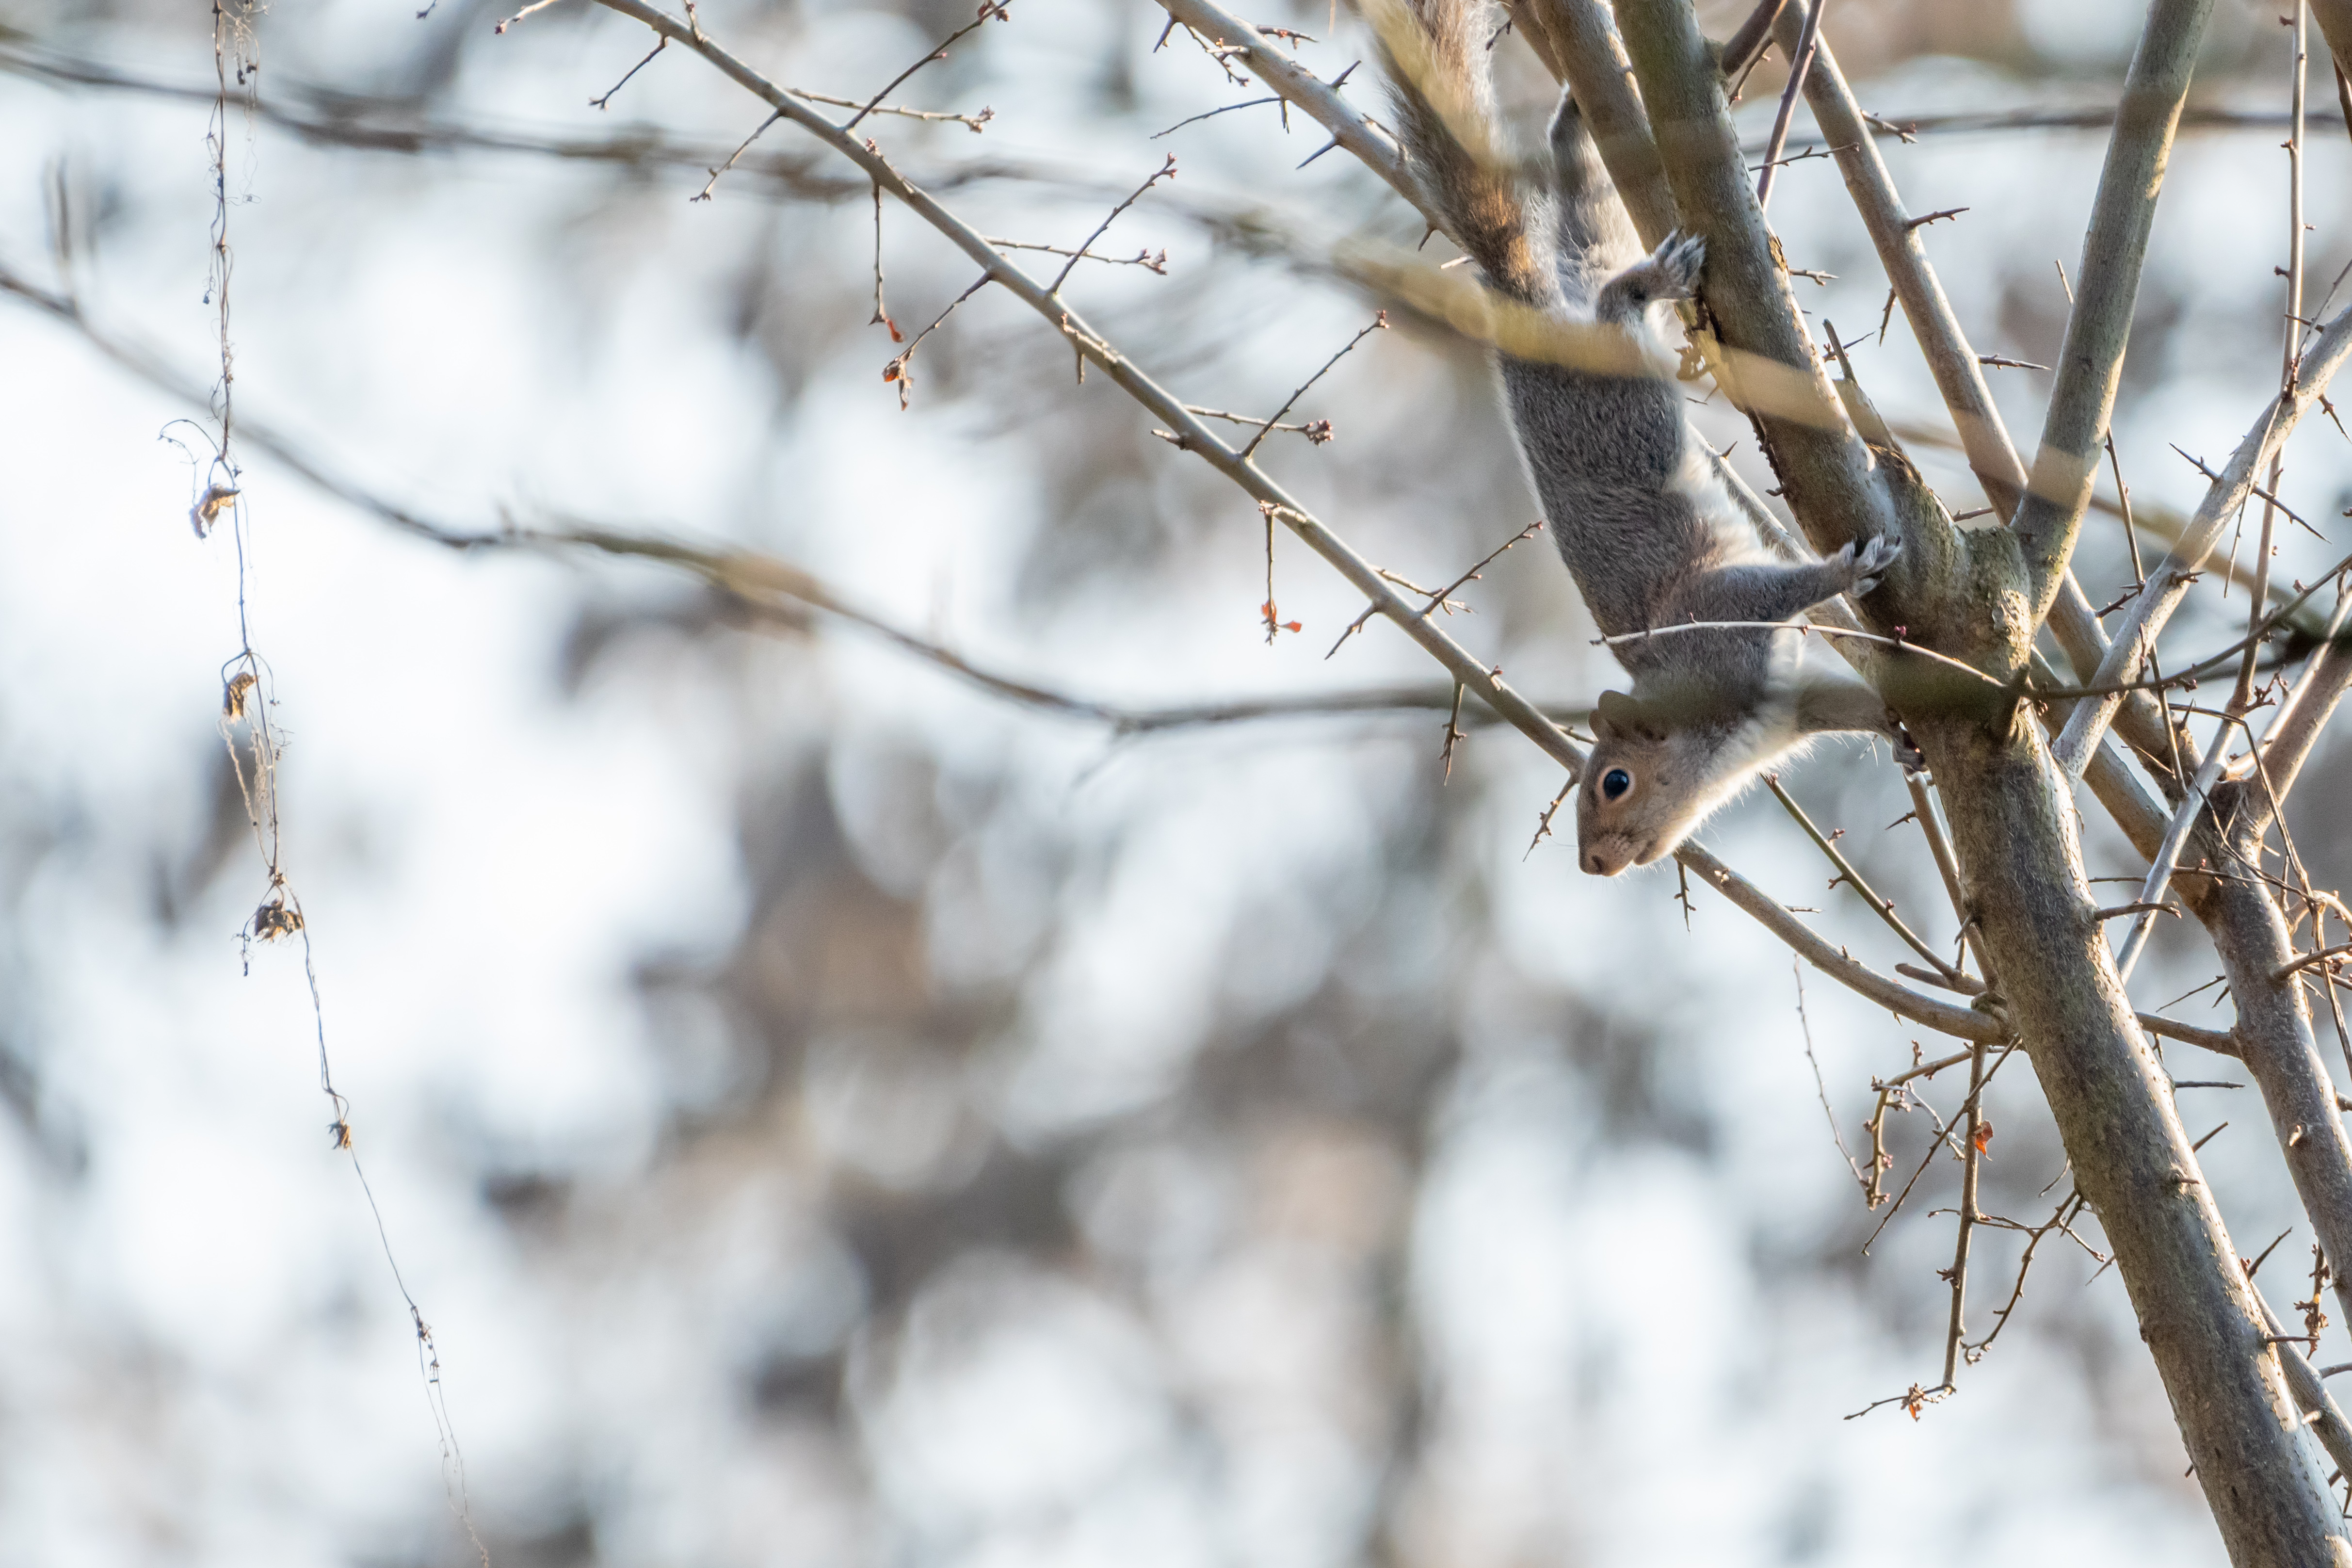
[1601,768,1633,801]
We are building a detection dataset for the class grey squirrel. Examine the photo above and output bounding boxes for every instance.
[1381,0,1913,876]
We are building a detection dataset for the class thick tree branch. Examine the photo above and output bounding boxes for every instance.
[1927,709,2344,1551]
[1514,0,1679,242]
[2254,641,2352,830]
[2251,1276,2352,1484]
[2203,864,2352,1336]
[2313,0,2352,92]
[1771,9,2023,518]
[2010,0,2215,631]
[1611,0,1891,558]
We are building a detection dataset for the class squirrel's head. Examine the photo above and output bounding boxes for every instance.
[1577,691,1718,876]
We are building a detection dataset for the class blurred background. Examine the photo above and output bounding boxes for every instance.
[1,0,2350,1561]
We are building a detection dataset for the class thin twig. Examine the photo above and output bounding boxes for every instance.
[2236,0,2310,712]
[791,87,992,131]
[1767,777,1967,981]
[693,110,782,200]
[590,37,666,108]
[1753,0,1826,211]
[986,236,1169,273]
[1241,311,1385,459]
[494,0,572,33]
[1524,773,1575,858]
[2173,446,2326,541]
[1049,154,1177,294]
[1721,0,1792,85]
[843,0,1011,133]
[1795,956,1876,1204]
[1907,776,1996,983]
[1171,405,1328,440]
[1151,92,1283,138]
[881,273,991,407]
[1943,1033,1990,1384]
[1439,679,1466,781]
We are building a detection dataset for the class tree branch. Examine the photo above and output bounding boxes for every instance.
[1150,0,1438,226]
[1771,7,2025,519]
[2010,0,2216,631]
[2050,300,2352,776]
[1611,0,1892,559]
[2251,1274,2352,1485]
[2208,871,2352,1343]
[1930,703,2342,1546]
[1515,0,1680,243]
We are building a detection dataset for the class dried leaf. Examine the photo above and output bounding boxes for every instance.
[251,893,304,941]
[191,483,239,538]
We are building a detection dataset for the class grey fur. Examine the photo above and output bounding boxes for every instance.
[1381,0,1911,875]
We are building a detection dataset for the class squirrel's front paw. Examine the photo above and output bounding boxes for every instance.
[1890,722,1926,775]
[1849,533,1902,596]
[1647,231,1707,299]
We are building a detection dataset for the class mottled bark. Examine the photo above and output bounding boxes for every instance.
[1929,711,2346,1562]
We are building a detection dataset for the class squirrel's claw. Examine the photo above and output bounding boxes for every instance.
[1647,231,1707,300]
[1849,533,1902,597]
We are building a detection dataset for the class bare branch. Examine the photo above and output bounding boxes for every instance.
[841,0,1009,134]
[1719,0,1790,84]
[2246,598,2352,823]
[1151,0,1437,226]
[2010,0,2216,629]
[1750,0,1823,211]
[1677,853,2005,1041]
[1514,0,1677,242]
[2051,300,2352,775]
[2201,860,2352,1336]
[1793,956,1877,1204]
[2141,1014,2241,1055]
[2112,747,2236,982]
[1241,312,1384,459]
[1766,776,1968,982]
[791,88,993,132]
[1048,154,1177,294]
[1943,1032,1989,1386]
[2234,1,2313,714]
[2249,1273,2352,1484]
[1611,0,1893,560]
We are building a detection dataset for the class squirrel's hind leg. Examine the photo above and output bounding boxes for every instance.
[1546,93,1644,307]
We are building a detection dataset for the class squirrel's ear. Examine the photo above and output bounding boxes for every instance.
[1593,689,1646,742]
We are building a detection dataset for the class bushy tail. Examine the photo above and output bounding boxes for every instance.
[1375,0,1554,306]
